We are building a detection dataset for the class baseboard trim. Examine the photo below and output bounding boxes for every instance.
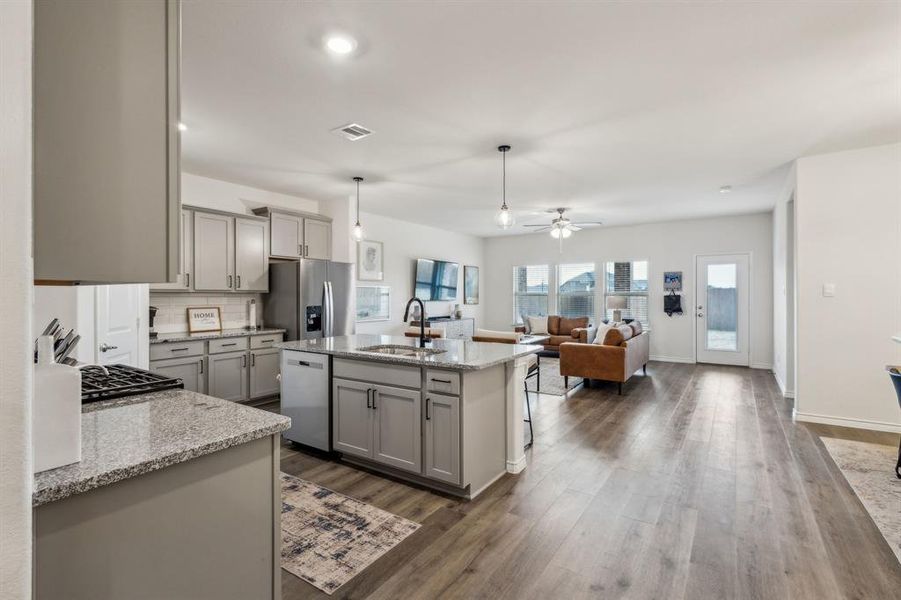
[793,409,901,434]
[772,371,796,399]
[750,362,773,370]
[649,355,695,364]
[506,455,527,474]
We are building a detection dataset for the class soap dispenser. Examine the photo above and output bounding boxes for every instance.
[33,335,81,473]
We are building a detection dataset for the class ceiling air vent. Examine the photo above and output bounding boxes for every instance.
[331,123,373,141]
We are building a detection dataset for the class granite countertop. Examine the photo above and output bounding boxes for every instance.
[275,334,542,371]
[33,390,290,507]
[150,327,286,344]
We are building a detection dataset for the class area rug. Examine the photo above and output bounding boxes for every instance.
[280,472,420,594]
[820,437,901,562]
[525,356,574,396]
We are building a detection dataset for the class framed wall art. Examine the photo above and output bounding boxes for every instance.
[464,265,479,305]
[187,306,222,333]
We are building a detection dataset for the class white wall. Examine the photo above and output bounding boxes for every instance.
[352,212,485,336]
[795,143,901,432]
[181,172,319,216]
[0,0,33,595]
[483,213,774,367]
[771,164,797,396]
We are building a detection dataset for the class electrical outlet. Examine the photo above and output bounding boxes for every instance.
[822,283,836,297]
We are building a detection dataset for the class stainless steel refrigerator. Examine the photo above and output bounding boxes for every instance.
[264,259,354,451]
[263,260,355,341]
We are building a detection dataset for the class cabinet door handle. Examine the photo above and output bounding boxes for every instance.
[251,352,255,367]
[237,275,241,289]
[298,244,302,257]
[171,347,189,352]
[242,354,247,367]
[431,378,452,384]
[304,244,309,256]
[199,358,203,374]
[261,339,274,343]
[221,342,237,347]
[366,388,372,409]
[185,272,190,288]
[426,398,431,420]
[372,389,377,410]
[228,275,233,288]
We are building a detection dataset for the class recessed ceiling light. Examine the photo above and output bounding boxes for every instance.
[325,35,356,55]
[719,185,732,193]
[177,122,187,132]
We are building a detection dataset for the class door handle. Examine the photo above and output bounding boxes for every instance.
[99,343,118,352]
[237,275,241,289]
[366,388,372,409]
[298,244,302,257]
[242,354,247,367]
[228,275,233,288]
[426,398,431,420]
[305,244,309,257]
[199,358,203,374]
[251,352,256,366]
[697,313,704,318]
[185,272,190,288]
[372,389,377,410]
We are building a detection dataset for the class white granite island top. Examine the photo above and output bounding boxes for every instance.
[33,390,290,507]
[275,334,542,371]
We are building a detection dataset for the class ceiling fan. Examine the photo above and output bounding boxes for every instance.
[523,208,603,249]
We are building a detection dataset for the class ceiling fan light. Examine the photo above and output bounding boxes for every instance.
[549,227,561,239]
[561,227,573,238]
[495,206,515,229]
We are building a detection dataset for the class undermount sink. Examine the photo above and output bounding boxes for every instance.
[358,344,446,357]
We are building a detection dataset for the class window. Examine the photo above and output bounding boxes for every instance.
[557,263,596,320]
[513,265,549,324]
[604,260,649,326]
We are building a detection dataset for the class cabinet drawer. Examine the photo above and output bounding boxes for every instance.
[209,337,249,354]
[425,369,460,395]
[149,340,204,361]
[334,358,421,389]
[250,333,284,349]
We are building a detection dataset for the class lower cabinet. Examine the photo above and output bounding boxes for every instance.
[249,348,280,399]
[424,394,461,485]
[150,355,206,394]
[332,378,422,474]
[207,350,249,402]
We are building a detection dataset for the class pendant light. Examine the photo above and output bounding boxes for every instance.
[351,176,364,242]
[494,145,515,229]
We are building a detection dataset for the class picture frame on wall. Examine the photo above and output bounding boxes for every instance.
[356,285,391,322]
[464,265,479,305]
[187,306,222,333]
[357,240,384,281]
[664,271,683,291]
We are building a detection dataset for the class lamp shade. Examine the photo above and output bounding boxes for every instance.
[606,295,627,310]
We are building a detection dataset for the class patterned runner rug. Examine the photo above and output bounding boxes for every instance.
[281,472,420,594]
[820,437,901,563]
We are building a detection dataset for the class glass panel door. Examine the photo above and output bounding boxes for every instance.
[696,254,750,366]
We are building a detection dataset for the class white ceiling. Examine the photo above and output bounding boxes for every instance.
[181,1,901,237]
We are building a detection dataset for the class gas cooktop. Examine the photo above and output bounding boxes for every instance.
[80,364,183,404]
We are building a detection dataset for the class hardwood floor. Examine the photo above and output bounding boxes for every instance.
[271,362,901,599]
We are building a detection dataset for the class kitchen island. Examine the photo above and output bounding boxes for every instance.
[33,390,290,600]
[275,334,542,499]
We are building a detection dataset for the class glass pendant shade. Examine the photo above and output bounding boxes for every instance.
[550,226,561,239]
[495,205,515,229]
[351,222,364,242]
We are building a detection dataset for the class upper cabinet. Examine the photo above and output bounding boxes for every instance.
[193,212,235,292]
[34,0,180,284]
[235,218,269,292]
[150,209,193,292]
[253,208,332,261]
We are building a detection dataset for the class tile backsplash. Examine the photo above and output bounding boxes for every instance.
[150,293,263,334]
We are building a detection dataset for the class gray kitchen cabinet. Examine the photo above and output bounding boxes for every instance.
[333,378,374,459]
[150,356,206,394]
[208,350,249,402]
[34,0,180,284]
[303,218,331,260]
[424,393,461,485]
[249,348,280,400]
[269,212,303,259]
[151,209,194,292]
[371,384,422,474]
[235,218,269,292]
[193,211,235,291]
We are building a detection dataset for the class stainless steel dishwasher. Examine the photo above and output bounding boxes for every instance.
[280,350,330,451]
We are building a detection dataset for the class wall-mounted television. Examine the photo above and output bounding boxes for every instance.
[414,258,459,301]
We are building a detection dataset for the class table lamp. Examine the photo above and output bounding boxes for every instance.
[606,296,627,322]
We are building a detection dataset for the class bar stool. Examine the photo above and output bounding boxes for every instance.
[888,366,901,479]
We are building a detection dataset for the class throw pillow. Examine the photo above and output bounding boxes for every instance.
[630,321,643,336]
[593,324,613,345]
[528,315,549,335]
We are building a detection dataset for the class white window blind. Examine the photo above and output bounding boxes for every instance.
[513,265,549,324]
[604,260,649,326]
[557,263,596,320]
